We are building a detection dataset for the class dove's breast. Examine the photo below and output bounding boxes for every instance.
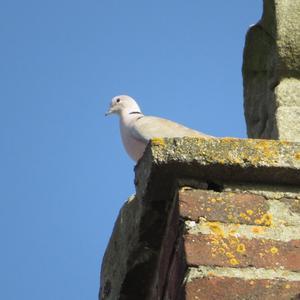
[120,120,147,161]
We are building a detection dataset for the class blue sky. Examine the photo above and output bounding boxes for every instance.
[0,1,261,299]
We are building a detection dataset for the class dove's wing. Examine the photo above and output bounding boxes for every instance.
[131,116,211,143]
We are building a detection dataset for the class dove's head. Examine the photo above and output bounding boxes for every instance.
[105,95,142,116]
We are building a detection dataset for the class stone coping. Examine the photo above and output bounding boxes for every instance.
[136,138,300,195]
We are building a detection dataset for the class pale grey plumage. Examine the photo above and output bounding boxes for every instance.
[131,116,210,143]
[106,95,212,161]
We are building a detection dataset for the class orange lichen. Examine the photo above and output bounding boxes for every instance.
[229,236,239,246]
[227,214,234,221]
[208,222,224,237]
[246,209,254,216]
[230,258,239,265]
[251,226,264,234]
[295,152,300,160]
[151,138,165,146]
[221,242,229,250]
[253,140,280,164]
[210,237,220,245]
[228,229,237,235]
[226,252,235,258]
[270,246,279,255]
[255,213,272,226]
[218,248,226,254]
[240,212,251,221]
[237,243,246,254]
[261,213,272,226]
[206,222,249,268]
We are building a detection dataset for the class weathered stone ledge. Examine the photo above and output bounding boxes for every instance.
[136,137,300,196]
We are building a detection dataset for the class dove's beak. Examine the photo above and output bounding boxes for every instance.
[105,108,113,116]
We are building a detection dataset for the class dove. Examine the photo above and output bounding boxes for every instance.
[105,95,212,161]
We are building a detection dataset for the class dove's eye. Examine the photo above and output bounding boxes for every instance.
[116,98,120,103]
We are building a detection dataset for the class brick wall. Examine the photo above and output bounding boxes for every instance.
[99,138,300,300]
[166,187,300,300]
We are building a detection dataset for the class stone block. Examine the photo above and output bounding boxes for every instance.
[243,0,300,142]
[185,277,300,300]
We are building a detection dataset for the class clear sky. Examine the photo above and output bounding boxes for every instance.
[0,1,261,299]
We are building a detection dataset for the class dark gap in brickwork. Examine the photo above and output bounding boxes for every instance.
[207,181,224,192]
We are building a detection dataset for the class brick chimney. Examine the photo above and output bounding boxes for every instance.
[99,138,300,300]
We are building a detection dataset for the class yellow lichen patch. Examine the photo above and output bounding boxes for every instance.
[253,140,279,164]
[251,226,264,234]
[240,212,251,221]
[261,213,272,226]
[222,137,239,142]
[230,258,239,265]
[227,214,233,220]
[228,236,239,246]
[255,213,272,226]
[221,242,229,250]
[270,246,279,255]
[295,152,300,160]
[228,228,237,235]
[246,209,253,216]
[210,237,219,245]
[236,243,246,254]
[205,222,248,267]
[226,252,235,258]
[151,138,165,147]
[206,207,211,212]
[218,248,226,254]
[207,222,224,237]
[285,284,291,289]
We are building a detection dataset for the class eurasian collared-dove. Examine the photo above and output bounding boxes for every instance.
[105,95,212,161]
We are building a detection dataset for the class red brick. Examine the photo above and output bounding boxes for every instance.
[184,234,300,271]
[185,277,300,300]
[179,190,270,225]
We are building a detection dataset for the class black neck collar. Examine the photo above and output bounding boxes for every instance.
[129,111,142,115]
